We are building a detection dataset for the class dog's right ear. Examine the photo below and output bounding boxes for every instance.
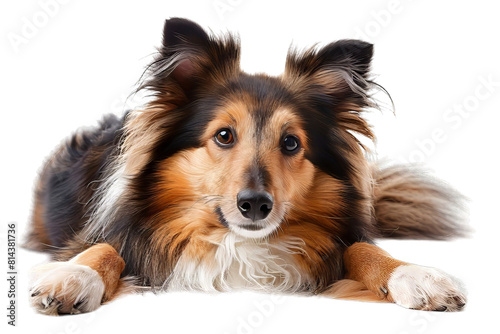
[141,18,240,103]
[161,18,209,52]
[159,18,210,93]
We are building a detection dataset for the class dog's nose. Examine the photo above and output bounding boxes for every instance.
[237,189,273,221]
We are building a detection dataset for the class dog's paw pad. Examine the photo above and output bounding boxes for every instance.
[387,264,466,312]
[29,262,105,315]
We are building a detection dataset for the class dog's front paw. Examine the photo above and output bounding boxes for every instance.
[30,262,105,315]
[387,264,466,312]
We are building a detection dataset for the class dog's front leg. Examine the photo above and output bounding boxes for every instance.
[343,242,466,311]
[30,243,125,315]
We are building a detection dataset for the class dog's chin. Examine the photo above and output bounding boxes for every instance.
[215,207,281,239]
[229,223,279,239]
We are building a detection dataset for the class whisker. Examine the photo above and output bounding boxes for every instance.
[180,195,227,218]
[336,236,348,248]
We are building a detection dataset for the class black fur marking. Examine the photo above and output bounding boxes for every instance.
[245,162,270,191]
[215,207,229,228]
[286,39,373,83]
[225,74,295,137]
[303,118,353,181]
[240,224,265,231]
[162,18,209,51]
[39,114,126,247]
[116,225,156,283]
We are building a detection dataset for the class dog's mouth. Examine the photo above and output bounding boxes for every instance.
[215,206,281,238]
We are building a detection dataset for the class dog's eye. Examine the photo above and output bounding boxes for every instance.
[215,128,234,147]
[282,135,300,155]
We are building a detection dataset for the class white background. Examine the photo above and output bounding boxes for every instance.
[1,0,499,333]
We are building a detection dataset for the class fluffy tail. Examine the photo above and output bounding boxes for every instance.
[372,165,470,240]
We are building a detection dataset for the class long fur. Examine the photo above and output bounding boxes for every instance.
[25,18,468,301]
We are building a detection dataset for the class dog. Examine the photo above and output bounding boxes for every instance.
[25,18,468,315]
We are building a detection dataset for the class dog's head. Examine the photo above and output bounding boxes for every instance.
[125,18,376,240]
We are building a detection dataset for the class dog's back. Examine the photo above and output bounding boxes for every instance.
[25,114,125,252]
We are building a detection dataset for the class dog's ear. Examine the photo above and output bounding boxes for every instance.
[286,39,373,79]
[161,17,209,51]
[284,39,374,110]
[160,18,209,91]
[284,39,376,142]
[141,18,240,103]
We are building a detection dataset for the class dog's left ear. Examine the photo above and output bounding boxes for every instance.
[286,39,372,77]
[284,39,374,111]
[284,39,376,142]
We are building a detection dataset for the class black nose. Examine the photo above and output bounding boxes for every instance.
[237,189,274,221]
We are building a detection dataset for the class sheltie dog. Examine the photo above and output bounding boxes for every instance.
[25,18,468,315]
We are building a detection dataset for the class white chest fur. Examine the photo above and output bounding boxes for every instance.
[166,233,309,293]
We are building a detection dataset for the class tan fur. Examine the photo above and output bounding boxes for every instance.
[276,170,360,283]
[71,243,125,302]
[322,279,386,303]
[343,242,406,301]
